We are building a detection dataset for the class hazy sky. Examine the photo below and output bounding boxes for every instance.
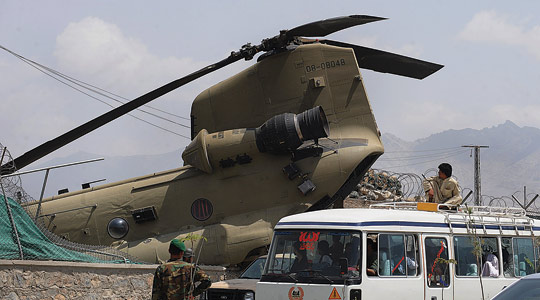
[2,1,540,170]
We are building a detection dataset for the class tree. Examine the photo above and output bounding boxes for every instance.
[181,233,207,299]
[465,204,485,300]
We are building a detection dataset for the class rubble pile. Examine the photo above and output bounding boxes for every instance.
[348,169,423,203]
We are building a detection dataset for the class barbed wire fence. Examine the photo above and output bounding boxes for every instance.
[0,142,145,263]
[3,139,538,263]
[348,168,540,217]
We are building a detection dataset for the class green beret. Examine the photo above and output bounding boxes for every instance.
[170,239,186,252]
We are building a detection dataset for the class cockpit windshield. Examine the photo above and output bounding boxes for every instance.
[261,229,362,284]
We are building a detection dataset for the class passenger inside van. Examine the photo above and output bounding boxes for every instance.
[329,235,344,264]
[391,255,418,275]
[366,238,378,276]
[290,241,309,273]
[466,264,478,276]
[482,253,499,277]
[342,236,361,271]
[343,242,352,262]
[481,243,500,277]
[315,240,332,270]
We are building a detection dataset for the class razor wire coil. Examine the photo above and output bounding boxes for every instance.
[348,168,539,218]
[0,143,146,264]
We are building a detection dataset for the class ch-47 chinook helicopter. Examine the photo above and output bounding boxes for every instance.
[1,15,442,265]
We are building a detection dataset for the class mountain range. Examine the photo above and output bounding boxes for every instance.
[373,120,540,202]
[16,121,540,204]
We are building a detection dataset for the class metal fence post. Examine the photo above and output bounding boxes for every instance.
[0,147,24,260]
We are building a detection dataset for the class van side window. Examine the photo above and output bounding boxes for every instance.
[501,237,514,277]
[365,234,377,276]
[512,237,536,276]
[454,236,478,276]
[454,236,499,277]
[405,234,420,276]
[501,237,537,277]
[535,237,540,273]
[480,237,499,277]
[377,233,419,277]
[425,237,450,288]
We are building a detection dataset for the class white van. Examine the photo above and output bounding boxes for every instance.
[256,203,540,300]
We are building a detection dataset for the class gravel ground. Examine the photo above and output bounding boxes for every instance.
[343,197,373,208]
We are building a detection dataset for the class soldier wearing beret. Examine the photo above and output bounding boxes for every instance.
[152,239,211,299]
[422,163,463,206]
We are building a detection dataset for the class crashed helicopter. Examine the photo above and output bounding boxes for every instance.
[1,15,443,265]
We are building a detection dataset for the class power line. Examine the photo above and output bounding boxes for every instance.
[377,149,469,169]
[34,61,191,124]
[384,146,462,153]
[1,44,191,139]
[44,68,191,121]
[378,148,467,161]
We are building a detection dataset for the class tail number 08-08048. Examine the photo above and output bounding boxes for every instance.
[306,59,346,72]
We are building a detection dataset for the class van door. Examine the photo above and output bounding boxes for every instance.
[361,233,423,299]
[423,235,453,300]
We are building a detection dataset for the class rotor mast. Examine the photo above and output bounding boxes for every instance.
[1,15,443,175]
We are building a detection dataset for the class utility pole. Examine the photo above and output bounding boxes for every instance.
[462,145,489,206]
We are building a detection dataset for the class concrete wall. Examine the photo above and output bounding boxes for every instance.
[0,260,225,300]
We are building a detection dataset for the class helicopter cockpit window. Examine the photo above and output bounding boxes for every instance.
[191,198,213,221]
[107,217,129,239]
[261,229,362,284]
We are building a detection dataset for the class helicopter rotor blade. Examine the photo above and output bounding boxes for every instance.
[285,15,386,40]
[0,15,441,175]
[321,39,443,79]
[0,53,245,175]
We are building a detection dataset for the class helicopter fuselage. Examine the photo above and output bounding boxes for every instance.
[27,43,384,265]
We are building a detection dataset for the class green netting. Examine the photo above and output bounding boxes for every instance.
[0,194,125,263]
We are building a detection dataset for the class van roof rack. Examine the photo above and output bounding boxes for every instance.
[369,202,527,217]
[369,202,534,235]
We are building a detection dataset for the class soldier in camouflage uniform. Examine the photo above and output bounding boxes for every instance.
[422,163,462,206]
[152,239,211,300]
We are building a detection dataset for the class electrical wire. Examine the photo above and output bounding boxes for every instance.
[378,149,469,169]
[384,146,463,153]
[28,59,191,125]
[1,45,191,139]
[378,148,467,161]
[45,70,191,121]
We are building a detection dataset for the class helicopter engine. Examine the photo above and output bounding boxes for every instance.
[182,106,329,174]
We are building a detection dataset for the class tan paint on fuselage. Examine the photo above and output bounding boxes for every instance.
[26,43,384,265]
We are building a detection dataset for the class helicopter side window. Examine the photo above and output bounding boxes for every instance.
[191,198,213,221]
[107,217,129,239]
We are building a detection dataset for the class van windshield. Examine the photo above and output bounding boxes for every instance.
[261,229,362,284]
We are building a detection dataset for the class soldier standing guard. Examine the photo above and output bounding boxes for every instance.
[152,239,211,300]
[422,163,463,206]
